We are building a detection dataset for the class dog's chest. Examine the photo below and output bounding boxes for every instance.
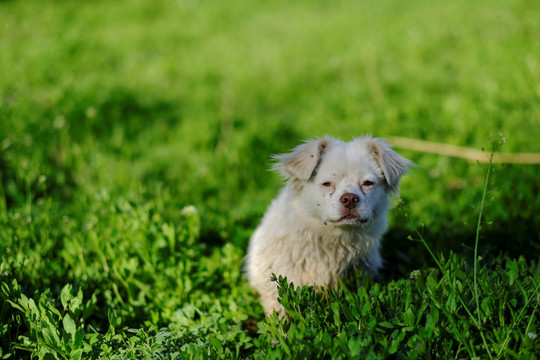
[289,232,360,288]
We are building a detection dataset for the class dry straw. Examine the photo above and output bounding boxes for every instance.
[387,137,540,164]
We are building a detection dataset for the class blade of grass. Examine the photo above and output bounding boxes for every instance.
[496,278,540,358]
[411,135,506,360]
[472,147,495,360]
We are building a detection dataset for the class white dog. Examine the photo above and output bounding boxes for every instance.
[245,135,411,315]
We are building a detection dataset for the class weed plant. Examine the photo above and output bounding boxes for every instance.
[1,0,540,358]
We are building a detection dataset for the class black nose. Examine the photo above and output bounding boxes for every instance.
[340,193,359,209]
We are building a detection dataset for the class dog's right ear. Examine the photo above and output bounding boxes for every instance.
[272,138,329,181]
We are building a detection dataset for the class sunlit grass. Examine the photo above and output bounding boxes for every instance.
[1,0,539,358]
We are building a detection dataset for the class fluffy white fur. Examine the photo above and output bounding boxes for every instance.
[245,135,412,315]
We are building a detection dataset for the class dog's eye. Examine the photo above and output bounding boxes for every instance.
[321,181,332,187]
[362,180,375,187]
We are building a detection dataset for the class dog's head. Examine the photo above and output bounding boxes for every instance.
[273,136,412,227]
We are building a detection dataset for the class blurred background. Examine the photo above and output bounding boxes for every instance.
[1,0,539,273]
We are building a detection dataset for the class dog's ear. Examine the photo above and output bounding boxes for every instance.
[272,138,329,181]
[369,138,412,194]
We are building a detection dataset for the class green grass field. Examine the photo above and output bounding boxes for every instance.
[1,0,539,358]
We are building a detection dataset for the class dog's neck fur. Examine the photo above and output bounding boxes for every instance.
[279,183,386,284]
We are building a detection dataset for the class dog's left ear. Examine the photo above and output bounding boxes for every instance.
[273,138,329,181]
[369,138,412,194]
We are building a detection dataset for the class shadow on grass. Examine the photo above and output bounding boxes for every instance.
[381,218,540,281]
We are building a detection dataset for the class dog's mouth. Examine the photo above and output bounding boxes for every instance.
[328,213,369,224]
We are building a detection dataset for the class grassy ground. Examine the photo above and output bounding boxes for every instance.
[1,0,539,358]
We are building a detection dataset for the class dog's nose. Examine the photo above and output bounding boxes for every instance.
[340,193,359,209]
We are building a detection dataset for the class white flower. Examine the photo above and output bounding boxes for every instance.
[496,132,506,145]
[181,205,198,215]
[410,270,421,280]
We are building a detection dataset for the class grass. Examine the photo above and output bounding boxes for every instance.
[1,0,539,358]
